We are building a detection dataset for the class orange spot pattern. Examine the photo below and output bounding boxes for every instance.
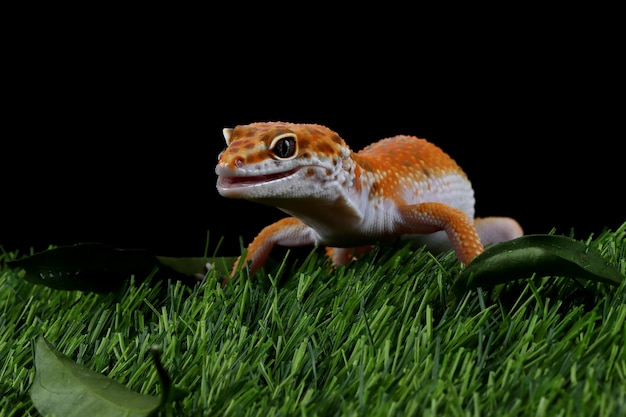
[353,135,466,204]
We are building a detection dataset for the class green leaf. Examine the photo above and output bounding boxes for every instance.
[6,243,235,293]
[31,336,162,417]
[448,234,625,304]
[156,255,237,278]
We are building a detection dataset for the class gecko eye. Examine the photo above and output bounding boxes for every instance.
[269,133,298,160]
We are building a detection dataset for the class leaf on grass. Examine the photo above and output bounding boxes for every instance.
[157,254,237,278]
[30,336,184,417]
[6,243,236,293]
[448,234,625,304]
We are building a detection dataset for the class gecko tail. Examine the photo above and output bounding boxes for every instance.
[474,217,524,248]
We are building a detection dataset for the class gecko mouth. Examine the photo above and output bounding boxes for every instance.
[218,168,300,189]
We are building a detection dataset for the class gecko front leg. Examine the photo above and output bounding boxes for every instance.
[398,202,485,264]
[224,217,317,286]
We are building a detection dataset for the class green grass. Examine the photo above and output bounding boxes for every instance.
[1,224,625,416]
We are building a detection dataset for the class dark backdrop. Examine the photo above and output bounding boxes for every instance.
[3,15,623,259]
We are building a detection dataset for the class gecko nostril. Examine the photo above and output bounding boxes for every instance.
[234,157,245,168]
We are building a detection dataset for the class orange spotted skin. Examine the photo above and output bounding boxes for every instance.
[216,122,523,284]
[353,135,466,206]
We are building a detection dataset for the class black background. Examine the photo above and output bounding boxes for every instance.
[2,10,623,259]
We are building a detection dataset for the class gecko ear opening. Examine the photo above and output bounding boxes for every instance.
[222,128,234,145]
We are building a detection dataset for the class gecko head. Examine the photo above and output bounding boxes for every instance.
[216,122,353,202]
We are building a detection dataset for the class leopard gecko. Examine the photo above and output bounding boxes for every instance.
[215,122,523,284]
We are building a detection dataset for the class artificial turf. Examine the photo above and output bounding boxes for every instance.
[1,223,624,416]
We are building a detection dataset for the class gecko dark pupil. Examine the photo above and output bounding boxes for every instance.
[273,137,296,158]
